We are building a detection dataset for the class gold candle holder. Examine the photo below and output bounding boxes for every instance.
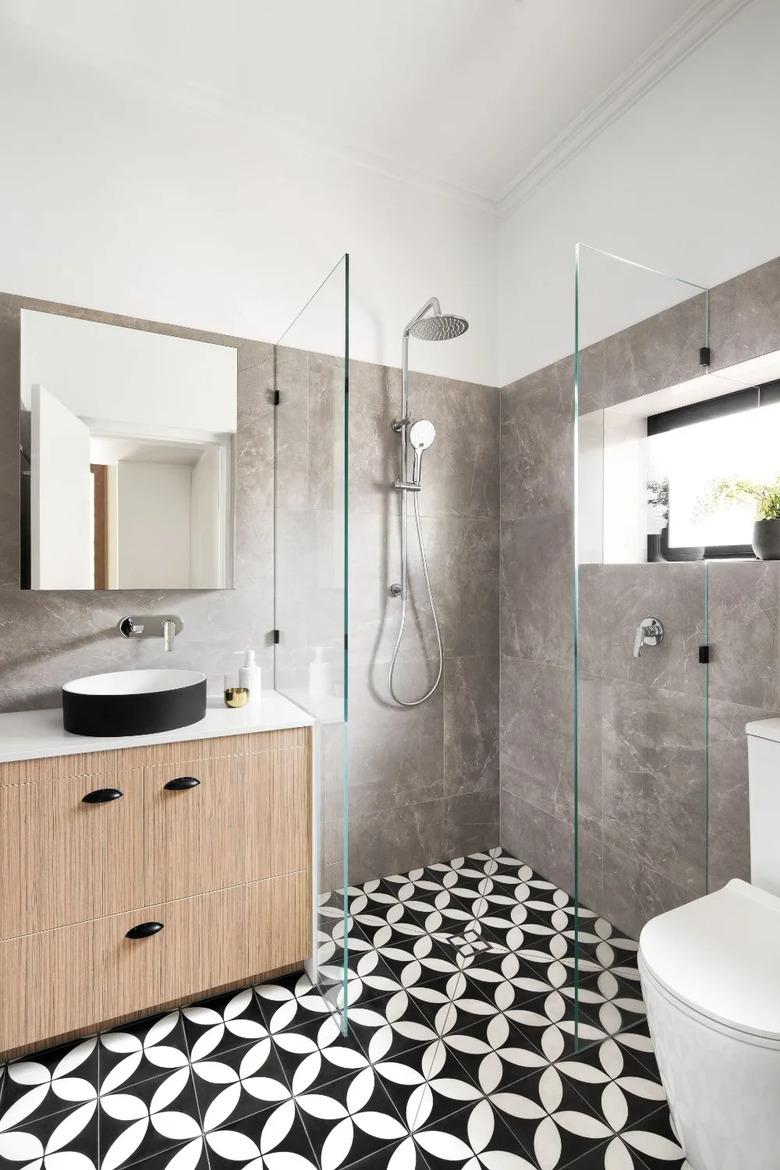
[224,673,249,709]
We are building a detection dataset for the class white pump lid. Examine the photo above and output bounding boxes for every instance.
[640,879,780,1041]
[235,649,256,666]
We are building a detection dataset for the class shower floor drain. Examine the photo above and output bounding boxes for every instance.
[447,930,490,954]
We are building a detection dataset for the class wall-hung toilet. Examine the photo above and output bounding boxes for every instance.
[639,718,780,1170]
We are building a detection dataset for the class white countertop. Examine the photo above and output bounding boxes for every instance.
[0,692,314,763]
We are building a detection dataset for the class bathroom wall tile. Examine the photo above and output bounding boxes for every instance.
[500,356,573,522]
[236,361,275,514]
[499,657,600,831]
[600,681,707,894]
[500,513,573,668]
[308,352,346,513]
[445,790,499,859]
[275,344,310,513]
[348,359,399,516]
[347,506,445,667]
[709,255,780,371]
[707,698,761,890]
[347,797,447,886]
[708,560,780,709]
[441,517,499,658]
[499,787,574,894]
[577,291,707,413]
[347,655,444,818]
[600,841,694,940]
[578,563,706,694]
[500,656,572,819]
[412,375,499,521]
[444,654,499,798]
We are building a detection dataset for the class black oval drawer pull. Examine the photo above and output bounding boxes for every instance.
[82,788,123,804]
[164,776,200,791]
[125,921,164,940]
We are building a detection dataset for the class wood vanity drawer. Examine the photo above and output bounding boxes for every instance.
[144,757,245,903]
[0,771,144,939]
[246,869,309,974]
[0,920,97,1053]
[99,887,250,1021]
[244,746,311,881]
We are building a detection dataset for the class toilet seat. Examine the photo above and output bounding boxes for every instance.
[638,879,780,1044]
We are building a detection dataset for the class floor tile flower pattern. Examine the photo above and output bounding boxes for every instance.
[0,849,691,1169]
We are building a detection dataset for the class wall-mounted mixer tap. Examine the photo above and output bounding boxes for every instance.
[633,616,664,658]
[119,615,183,652]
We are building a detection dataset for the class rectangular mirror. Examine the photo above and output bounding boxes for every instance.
[19,310,237,589]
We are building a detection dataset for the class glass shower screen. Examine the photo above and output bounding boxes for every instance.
[273,255,349,1029]
[573,244,710,1050]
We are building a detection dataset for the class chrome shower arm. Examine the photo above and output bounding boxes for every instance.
[402,297,442,339]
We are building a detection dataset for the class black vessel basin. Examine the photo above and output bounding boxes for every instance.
[62,669,207,736]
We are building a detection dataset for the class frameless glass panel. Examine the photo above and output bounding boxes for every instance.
[273,255,349,1029]
[573,244,709,1050]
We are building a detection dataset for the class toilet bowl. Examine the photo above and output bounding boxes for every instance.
[639,879,780,1170]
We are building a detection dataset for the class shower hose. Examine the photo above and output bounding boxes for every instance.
[388,487,443,706]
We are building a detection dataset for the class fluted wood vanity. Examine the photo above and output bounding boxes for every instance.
[0,699,313,1059]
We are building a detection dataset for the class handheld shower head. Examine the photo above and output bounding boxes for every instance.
[409,419,435,486]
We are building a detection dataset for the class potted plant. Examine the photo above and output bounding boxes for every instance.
[700,477,780,559]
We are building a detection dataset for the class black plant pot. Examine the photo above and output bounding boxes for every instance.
[752,519,780,560]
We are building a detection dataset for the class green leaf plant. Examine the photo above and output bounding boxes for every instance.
[697,476,780,522]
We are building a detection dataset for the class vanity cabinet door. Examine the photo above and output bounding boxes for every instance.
[244,747,310,881]
[0,920,97,1055]
[99,886,248,1022]
[0,771,144,939]
[144,756,245,903]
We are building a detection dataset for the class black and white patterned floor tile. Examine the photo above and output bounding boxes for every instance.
[0,848,692,1170]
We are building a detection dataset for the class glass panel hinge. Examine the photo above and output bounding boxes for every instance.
[698,644,710,664]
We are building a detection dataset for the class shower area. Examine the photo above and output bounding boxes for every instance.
[273,246,780,1047]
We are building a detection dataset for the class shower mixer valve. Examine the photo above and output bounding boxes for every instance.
[633,616,664,658]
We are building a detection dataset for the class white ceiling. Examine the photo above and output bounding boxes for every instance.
[2,0,747,211]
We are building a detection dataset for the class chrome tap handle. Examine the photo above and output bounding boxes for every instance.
[162,619,175,653]
[634,616,664,658]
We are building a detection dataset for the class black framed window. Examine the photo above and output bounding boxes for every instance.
[646,380,780,562]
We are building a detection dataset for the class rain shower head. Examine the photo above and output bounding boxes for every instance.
[407,313,469,341]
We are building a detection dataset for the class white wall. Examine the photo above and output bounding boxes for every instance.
[499,0,780,385]
[0,19,498,387]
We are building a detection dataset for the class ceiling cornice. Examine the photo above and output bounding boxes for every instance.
[497,0,754,216]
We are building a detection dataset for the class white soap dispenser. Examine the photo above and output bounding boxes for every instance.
[308,646,330,698]
[236,649,262,711]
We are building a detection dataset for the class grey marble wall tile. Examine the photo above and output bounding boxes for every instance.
[349,359,399,516]
[275,345,310,512]
[446,790,499,859]
[347,506,445,667]
[707,698,762,890]
[500,357,573,523]
[441,517,499,658]
[578,563,706,693]
[600,842,693,941]
[708,560,780,709]
[412,375,499,521]
[500,787,574,894]
[709,255,780,371]
[347,797,447,886]
[444,655,499,798]
[500,514,573,667]
[347,656,444,818]
[500,656,600,831]
[600,681,707,894]
[500,657,572,819]
[577,292,707,413]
